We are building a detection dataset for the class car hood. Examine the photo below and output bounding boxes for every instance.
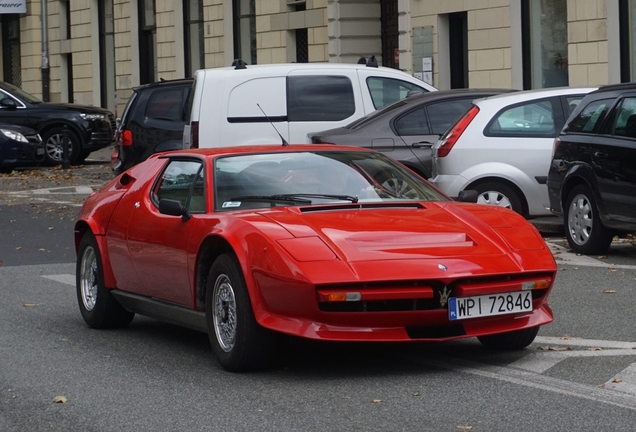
[0,122,39,135]
[37,102,112,115]
[255,201,549,272]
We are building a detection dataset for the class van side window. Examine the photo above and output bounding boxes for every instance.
[287,76,355,122]
[366,77,425,109]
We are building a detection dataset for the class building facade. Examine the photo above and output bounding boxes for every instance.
[0,0,633,116]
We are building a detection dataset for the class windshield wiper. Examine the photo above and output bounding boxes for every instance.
[227,195,312,204]
[275,193,359,203]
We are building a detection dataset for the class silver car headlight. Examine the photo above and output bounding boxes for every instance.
[1,129,28,143]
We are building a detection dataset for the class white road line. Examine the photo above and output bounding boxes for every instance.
[605,363,636,396]
[546,239,636,270]
[42,274,75,286]
[534,336,636,349]
[6,185,97,195]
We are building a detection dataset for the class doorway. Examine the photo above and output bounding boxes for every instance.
[449,12,468,88]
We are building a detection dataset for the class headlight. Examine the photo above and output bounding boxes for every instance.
[0,129,28,143]
[80,113,106,121]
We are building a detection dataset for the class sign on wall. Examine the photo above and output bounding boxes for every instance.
[0,0,26,14]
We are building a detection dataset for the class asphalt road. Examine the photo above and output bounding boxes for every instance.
[1,150,636,431]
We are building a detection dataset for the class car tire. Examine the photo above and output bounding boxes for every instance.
[473,181,523,215]
[205,253,276,372]
[42,127,80,166]
[76,231,135,328]
[478,326,539,350]
[564,185,614,255]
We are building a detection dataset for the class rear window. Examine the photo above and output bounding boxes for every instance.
[287,75,355,122]
[565,98,614,133]
[366,77,425,109]
[485,98,557,137]
[146,87,189,121]
[427,98,476,135]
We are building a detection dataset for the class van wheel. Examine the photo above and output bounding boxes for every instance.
[473,181,523,215]
[564,185,613,255]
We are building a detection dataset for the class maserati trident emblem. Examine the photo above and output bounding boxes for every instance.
[438,264,447,271]
[439,286,451,307]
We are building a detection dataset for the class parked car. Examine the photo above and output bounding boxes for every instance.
[182,59,436,150]
[547,83,636,254]
[0,80,115,166]
[0,123,44,172]
[111,78,193,173]
[75,144,556,372]
[310,89,514,179]
[429,86,597,218]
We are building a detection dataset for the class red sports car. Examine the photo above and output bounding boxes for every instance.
[75,145,556,371]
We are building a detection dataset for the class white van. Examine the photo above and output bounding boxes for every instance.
[182,61,436,148]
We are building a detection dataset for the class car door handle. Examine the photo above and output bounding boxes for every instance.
[412,141,433,148]
[593,151,608,159]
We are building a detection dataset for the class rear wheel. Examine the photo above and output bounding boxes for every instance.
[478,326,539,350]
[205,254,275,372]
[76,232,134,328]
[473,181,523,215]
[564,185,613,255]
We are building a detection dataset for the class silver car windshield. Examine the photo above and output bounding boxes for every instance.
[213,150,447,211]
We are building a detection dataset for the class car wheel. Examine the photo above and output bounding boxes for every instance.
[205,254,275,372]
[478,326,539,350]
[42,127,80,166]
[76,231,135,328]
[564,185,614,255]
[381,177,420,199]
[473,181,523,215]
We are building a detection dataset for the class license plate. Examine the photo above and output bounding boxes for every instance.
[36,147,44,155]
[448,291,532,321]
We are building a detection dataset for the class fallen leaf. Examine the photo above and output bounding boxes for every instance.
[412,392,420,397]
[612,378,623,383]
[372,399,382,403]
[597,383,606,388]
[560,335,573,340]
[15,247,21,250]
[598,255,608,259]
[39,248,45,252]
[602,290,616,294]
[23,303,39,307]
[52,395,67,403]
[588,347,604,351]
[48,227,54,230]
[538,346,572,351]
[457,426,473,431]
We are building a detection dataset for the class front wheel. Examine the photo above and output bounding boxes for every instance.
[564,185,613,255]
[42,127,80,166]
[473,181,524,215]
[76,232,134,328]
[205,254,275,372]
[478,326,539,350]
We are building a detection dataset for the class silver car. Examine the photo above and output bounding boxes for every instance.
[430,87,597,218]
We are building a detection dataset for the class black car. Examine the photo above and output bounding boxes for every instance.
[0,81,115,166]
[112,78,193,173]
[310,89,515,178]
[0,123,44,172]
[547,83,636,254]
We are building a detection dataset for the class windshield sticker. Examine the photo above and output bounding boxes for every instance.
[222,201,242,208]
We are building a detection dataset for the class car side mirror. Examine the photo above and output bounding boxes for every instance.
[0,97,17,109]
[455,190,478,203]
[159,198,191,221]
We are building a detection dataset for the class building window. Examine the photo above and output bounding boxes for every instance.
[139,0,157,84]
[296,28,308,63]
[99,0,116,110]
[1,14,21,86]
[233,0,256,65]
[522,0,568,89]
[185,0,205,76]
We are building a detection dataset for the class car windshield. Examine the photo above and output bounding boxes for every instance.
[0,81,42,104]
[213,150,448,211]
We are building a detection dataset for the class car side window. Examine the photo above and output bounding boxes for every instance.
[146,88,189,122]
[366,77,425,110]
[395,107,430,135]
[287,75,355,122]
[609,97,636,138]
[565,96,584,116]
[565,98,614,133]
[486,99,557,137]
[427,99,475,135]
[152,160,206,212]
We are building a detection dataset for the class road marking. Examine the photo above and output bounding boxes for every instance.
[546,239,636,270]
[606,363,636,395]
[6,185,97,196]
[42,274,75,286]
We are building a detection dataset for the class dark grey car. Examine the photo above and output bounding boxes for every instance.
[311,89,514,178]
